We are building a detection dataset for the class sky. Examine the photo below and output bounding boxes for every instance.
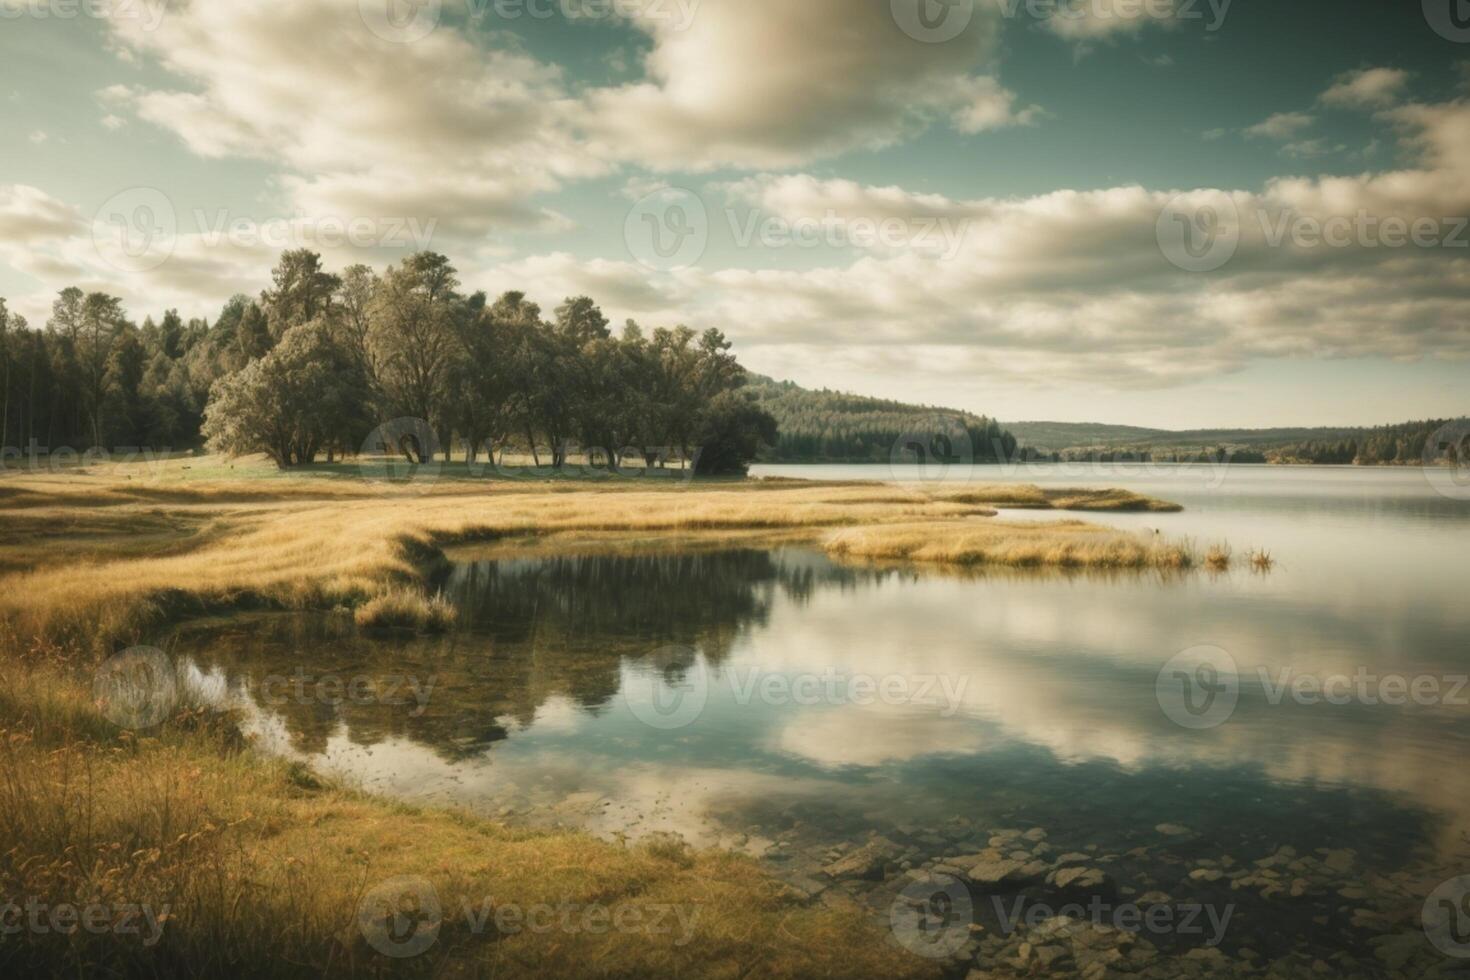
[0,0,1467,428]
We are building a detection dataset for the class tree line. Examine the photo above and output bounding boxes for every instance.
[1264,420,1454,466]
[1035,419,1461,467]
[747,377,1021,463]
[0,249,778,476]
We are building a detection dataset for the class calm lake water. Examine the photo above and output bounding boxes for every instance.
[166,464,1470,974]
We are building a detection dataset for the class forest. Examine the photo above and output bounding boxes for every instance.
[0,250,777,476]
[748,376,1022,464]
[1011,419,1459,466]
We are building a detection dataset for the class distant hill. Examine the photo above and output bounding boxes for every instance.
[1006,419,1465,465]
[744,376,1462,466]
[746,376,1019,463]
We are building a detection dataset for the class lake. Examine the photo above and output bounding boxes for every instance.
[165,463,1470,974]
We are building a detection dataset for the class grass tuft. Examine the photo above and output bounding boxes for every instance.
[1205,542,1234,571]
[353,589,457,632]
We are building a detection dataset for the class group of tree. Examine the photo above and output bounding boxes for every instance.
[0,292,214,458]
[1010,419,1465,467]
[1265,420,1456,466]
[747,376,1021,463]
[0,250,777,475]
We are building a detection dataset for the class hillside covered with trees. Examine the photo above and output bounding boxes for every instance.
[748,376,1021,463]
[0,250,776,475]
[1006,419,1464,465]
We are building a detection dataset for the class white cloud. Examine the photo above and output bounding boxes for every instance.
[1320,67,1410,110]
[578,0,1004,169]
[497,101,1470,387]
[1245,111,1315,140]
[1043,0,1184,40]
[0,185,85,243]
[103,0,600,242]
[951,76,1045,133]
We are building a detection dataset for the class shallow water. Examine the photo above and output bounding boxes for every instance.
[166,464,1470,976]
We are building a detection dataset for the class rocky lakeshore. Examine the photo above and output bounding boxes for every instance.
[763,814,1470,980]
[480,781,1470,978]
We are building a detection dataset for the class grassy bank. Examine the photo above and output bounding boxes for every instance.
[0,651,935,979]
[2,456,1195,648]
[825,519,1197,569]
[0,456,1206,977]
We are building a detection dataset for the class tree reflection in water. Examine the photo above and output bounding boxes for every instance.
[169,548,894,761]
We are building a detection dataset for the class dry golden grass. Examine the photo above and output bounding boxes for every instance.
[1205,542,1234,571]
[824,520,1198,570]
[0,679,935,980]
[931,484,1182,513]
[353,588,457,631]
[0,456,1189,650]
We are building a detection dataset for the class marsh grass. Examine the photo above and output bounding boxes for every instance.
[931,484,1181,512]
[353,588,457,632]
[1205,542,1234,571]
[824,520,1198,569]
[1249,548,1276,571]
[1,458,1191,652]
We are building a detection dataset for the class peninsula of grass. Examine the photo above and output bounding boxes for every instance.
[0,455,1214,978]
[2,455,1201,645]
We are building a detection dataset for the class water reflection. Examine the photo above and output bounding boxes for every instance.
[158,470,1470,972]
[167,543,1470,856]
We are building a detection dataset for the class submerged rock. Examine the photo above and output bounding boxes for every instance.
[820,836,899,881]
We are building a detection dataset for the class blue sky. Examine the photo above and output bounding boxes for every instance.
[1,0,1467,427]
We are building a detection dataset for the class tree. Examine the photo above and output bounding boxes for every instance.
[452,298,514,464]
[261,249,340,341]
[103,327,147,446]
[158,309,185,359]
[237,302,272,362]
[202,320,373,468]
[367,253,465,461]
[335,264,379,378]
[693,391,778,476]
[554,295,610,345]
[78,292,126,447]
[0,298,10,449]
